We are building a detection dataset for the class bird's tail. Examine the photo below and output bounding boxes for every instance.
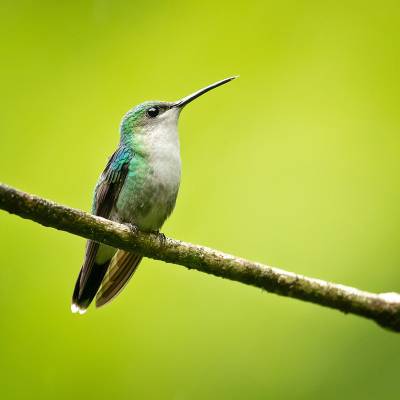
[71,259,110,314]
[95,250,142,308]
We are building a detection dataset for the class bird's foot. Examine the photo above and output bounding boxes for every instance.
[151,230,166,245]
[158,232,166,245]
[125,223,140,235]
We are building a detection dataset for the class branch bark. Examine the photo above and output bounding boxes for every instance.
[1,182,400,332]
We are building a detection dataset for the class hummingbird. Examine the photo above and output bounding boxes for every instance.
[71,76,237,314]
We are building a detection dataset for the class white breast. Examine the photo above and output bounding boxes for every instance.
[148,126,181,194]
[142,113,182,230]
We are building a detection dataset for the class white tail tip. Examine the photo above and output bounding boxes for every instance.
[71,303,87,315]
[71,303,79,313]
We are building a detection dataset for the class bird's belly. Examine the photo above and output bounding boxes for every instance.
[114,158,181,231]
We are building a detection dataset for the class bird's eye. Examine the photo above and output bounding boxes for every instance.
[147,107,159,118]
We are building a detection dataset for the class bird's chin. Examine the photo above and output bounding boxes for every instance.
[166,106,182,119]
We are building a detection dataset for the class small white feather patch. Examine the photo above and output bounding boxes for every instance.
[71,303,80,314]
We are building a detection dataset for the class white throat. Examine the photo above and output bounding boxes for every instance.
[144,107,182,202]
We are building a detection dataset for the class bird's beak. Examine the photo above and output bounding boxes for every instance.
[173,76,238,108]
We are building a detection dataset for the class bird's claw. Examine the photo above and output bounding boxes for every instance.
[158,232,166,245]
[151,230,166,245]
[126,224,166,244]
[125,223,139,235]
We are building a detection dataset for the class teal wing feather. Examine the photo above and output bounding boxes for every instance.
[72,146,133,310]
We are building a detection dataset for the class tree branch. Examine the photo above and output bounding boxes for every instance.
[1,182,400,332]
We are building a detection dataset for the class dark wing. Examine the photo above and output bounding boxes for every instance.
[71,146,132,312]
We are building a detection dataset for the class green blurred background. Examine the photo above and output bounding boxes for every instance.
[1,1,399,399]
